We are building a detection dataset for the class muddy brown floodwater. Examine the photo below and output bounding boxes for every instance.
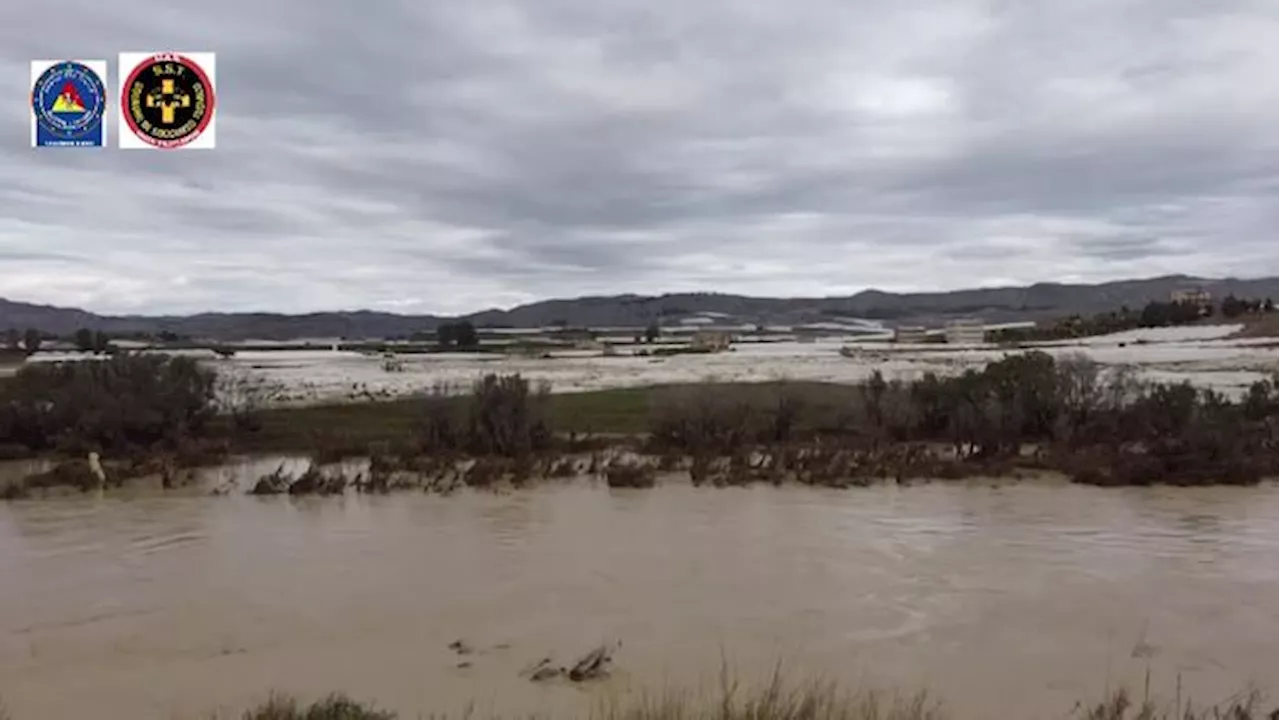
[0,465,1275,719]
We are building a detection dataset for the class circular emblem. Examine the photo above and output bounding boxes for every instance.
[121,53,215,149]
[31,61,106,142]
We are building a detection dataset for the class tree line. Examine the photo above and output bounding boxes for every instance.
[1220,294,1273,318]
[3,327,201,356]
[991,295,1275,343]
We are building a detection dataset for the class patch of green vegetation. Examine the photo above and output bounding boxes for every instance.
[224,382,850,456]
[222,400,424,454]
[548,387,653,434]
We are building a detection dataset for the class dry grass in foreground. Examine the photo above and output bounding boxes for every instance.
[224,679,1272,720]
[231,684,940,720]
[1073,687,1271,720]
[233,693,394,720]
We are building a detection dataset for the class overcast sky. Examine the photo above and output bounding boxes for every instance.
[2,0,1276,315]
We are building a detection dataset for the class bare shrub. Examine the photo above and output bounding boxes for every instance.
[215,370,271,434]
[466,374,551,457]
[417,381,464,454]
[762,384,805,443]
[649,385,760,455]
[1054,353,1102,444]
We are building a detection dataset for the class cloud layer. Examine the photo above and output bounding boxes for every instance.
[2,0,1276,314]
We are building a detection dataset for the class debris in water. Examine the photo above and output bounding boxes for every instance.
[521,657,563,682]
[568,640,621,681]
[531,663,562,682]
[520,640,621,682]
[249,464,291,495]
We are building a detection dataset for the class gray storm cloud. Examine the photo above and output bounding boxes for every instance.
[0,0,1275,314]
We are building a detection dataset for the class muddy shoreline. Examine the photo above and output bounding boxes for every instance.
[6,441,1274,503]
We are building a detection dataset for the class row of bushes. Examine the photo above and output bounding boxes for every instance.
[378,352,1276,486]
[990,296,1273,344]
[0,355,557,462]
[989,302,1193,343]
[646,355,1277,485]
[1,353,1276,487]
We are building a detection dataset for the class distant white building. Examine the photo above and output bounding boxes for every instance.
[943,318,986,345]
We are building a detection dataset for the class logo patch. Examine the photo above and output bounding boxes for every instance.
[30,60,107,147]
[119,52,217,149]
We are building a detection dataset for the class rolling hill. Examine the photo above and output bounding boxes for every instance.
[1,274,1275,341]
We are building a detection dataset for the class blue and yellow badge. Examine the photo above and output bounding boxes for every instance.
[30,60,107,147]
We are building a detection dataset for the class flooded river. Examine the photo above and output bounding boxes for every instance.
[0,471,1275,719]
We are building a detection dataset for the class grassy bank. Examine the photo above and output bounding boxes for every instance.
[1,353,1277,497]
[228,383,836,454]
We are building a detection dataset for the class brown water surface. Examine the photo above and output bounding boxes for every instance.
[0,464,1275,719]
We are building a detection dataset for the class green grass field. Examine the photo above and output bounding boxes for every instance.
[222,381,860,454]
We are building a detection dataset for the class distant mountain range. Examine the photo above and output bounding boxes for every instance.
[2,275,1275,341]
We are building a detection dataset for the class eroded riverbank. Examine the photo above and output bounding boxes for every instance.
[1,480,1274,719]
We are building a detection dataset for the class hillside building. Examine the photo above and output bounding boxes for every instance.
[1170,288,1212,307]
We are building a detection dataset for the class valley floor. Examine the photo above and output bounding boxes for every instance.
[210,324,1276,408]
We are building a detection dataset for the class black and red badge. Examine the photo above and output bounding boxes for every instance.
[120,52,216,149]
